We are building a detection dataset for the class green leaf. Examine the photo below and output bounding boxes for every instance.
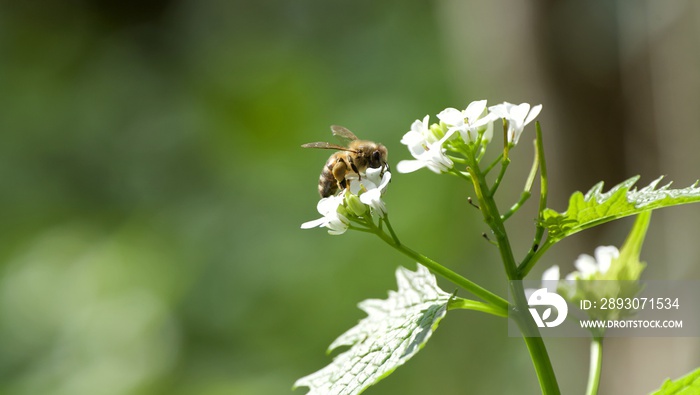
[542,176,700,242]
[294,264,452,395]
[650,367,700,395]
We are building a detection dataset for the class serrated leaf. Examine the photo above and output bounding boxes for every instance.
[294,264,452,395]
[649,367,700,395]
[542,176,700,242]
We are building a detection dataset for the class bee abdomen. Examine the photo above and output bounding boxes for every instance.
[319,163,337,197]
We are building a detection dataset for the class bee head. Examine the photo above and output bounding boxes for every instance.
[369,144,388,169]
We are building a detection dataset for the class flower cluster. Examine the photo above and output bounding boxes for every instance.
[395,115,453,174]
[301,167,391,235]
[544,246,620,284]
[438,100,494,144]
[489,102,542,145]
[302,99,541,234]
[534,245,646,322]
[396,100,542,174]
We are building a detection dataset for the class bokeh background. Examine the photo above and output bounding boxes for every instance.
[1,0,699,394]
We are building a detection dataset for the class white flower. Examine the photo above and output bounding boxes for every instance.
[437,100,494,143]
[541,265,560,287]
[396,115,454,174]
[350,167,391,217]
[302,167,392,233]
[525,265,561,300]
[488,102,542,145]
[565,246,619,281]
[301,194,349,235]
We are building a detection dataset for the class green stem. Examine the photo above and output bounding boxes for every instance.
[483,153,504,175]
[348,225,374,233]
[502,191,531,221]
[476,142,487,162]
[518,239,555,278]
[586,336,604,395]
[515,315,562,395]
[447,154,469,164]
[489,157,510,197]
[449,168,472,182]
[517,123,550,278]
[383,214,401,246]
[468,161,560,395]
[448,297,508,317]
[364,217,509,312]
[532,123,548,255]
[501,137,540,221]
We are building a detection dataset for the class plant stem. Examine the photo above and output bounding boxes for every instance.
[483,153,504,175]
[518,239,554,278]
[502,191,531,221]
[365,216,510,312]
[518,123,550,278]
[534,122,548,243]
[449,168,472,182]
[448,297,508,317]
[489,157,510,197]
[515,314,562,395]
[383,214,401,246]
[586,336,604,395]
[468,160,560,395]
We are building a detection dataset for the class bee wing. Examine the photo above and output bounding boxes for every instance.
[331,125,359,145]
[301,141,355,151]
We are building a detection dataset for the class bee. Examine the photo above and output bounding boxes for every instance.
[302,125,389,197]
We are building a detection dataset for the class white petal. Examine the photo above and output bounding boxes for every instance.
[541,265,560,293]
[488,102,513,118]
[377,171,391,191]
[511,103,531,125]
[327,226,348,235]
[437,108,465,126]
[365,167,383,184]
[317,196,342,215]
[453,125,475,143]
[594,246,619,274]
[401,130,424,146]
[524,104,542,126]
[360,189,387,216]
[301,217,326,229]
[420,148,453,173]
[358,176,378,192]
[348,179,363,195]
[359,189,377,205]
[470,112,494,128]
[464,100,487,121]
[574,254,599,277]
[396,160,426,173]
[419,114,430,131]
[325,213,349,234]
[481,120,494,142]
[542,265,560,281]
[438,127,458,144]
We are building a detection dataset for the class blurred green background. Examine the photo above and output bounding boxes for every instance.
[1,1,699,394]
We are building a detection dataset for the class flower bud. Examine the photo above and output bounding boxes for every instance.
[336,204,351,219]
[345,193,367,216]
[429,123,446,142]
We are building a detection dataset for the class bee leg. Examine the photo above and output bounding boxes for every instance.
[382,163,390,177]
[350,161,361,180]
[332,160,348,192]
